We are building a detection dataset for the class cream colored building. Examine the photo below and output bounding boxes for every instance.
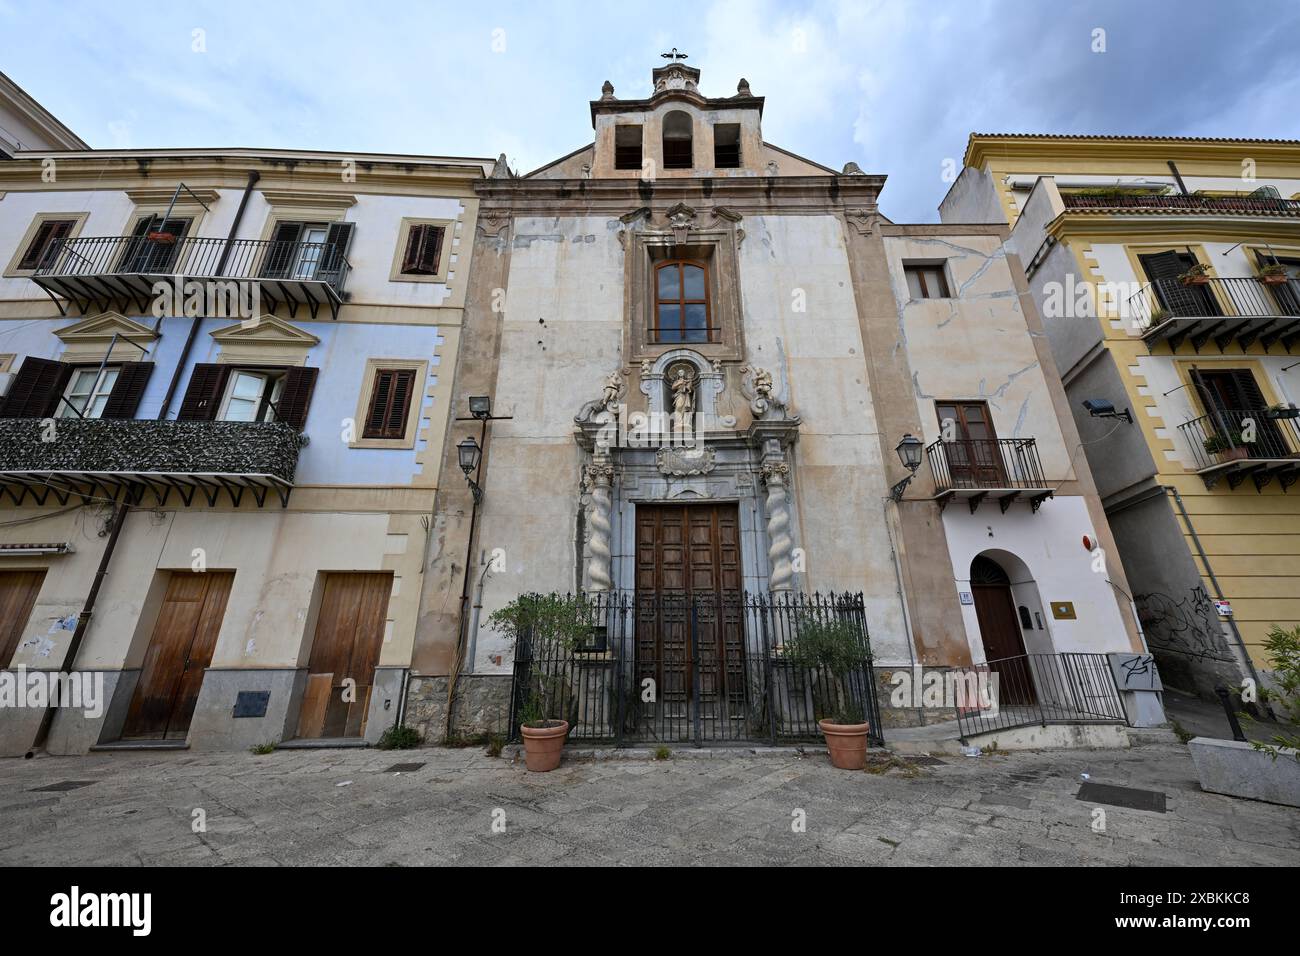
[943,134,1300,699]
[0,77,491,753]
[410,62,1156,746]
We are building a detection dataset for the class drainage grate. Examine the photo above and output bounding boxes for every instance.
[384,763,425,773]
[29,780,97,793]
[1076,781,1167,813]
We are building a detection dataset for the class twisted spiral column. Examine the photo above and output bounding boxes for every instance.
[584,458,615,592]
[762,460,794,591]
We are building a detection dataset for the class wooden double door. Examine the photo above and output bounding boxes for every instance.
[634,504,744,721]
[0,570,46,667]
[123,571,234,739]
[296,572,391,739]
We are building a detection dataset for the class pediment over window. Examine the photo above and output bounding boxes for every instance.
[55,313,159,346]
[210,315,321,348]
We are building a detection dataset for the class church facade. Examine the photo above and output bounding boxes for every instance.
[407,60,1160,744]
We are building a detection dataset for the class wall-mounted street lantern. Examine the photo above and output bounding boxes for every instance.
[890,433,924,502]
[457,436,483,503]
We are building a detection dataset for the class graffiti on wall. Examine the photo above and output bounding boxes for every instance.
[1134,586,1234,663]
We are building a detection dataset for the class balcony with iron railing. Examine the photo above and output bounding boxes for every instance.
[1177,406,1300,492]
[30,235,352,320]
[1124,276,1300,353]
[0,418,303,508]
[926,438,1054,513]
[1061,192,1300,216]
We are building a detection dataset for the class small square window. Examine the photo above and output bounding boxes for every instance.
[363,367,418,439]
[614,125,643,171]
[401,224,445,276]
[714,124,741,169]
[18,219,78,271]
[904,263,951,299]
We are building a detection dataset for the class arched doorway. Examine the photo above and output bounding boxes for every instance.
[970,555,1035,705]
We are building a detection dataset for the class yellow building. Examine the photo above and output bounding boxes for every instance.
[943,134,1300,698]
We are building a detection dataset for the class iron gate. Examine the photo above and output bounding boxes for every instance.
[507,590,883,747]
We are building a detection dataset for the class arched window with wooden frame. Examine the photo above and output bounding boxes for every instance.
[654,260,711,343]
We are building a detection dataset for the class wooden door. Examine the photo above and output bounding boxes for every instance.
[634,504,743,720]
[936,401,1004,486]
[970,556,1034,705]
[297,572,391,739]
[122,571,234,739]
[0,570,46,666]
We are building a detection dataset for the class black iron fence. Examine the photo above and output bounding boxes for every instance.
[952,652,1127,740]
[927,438,1050,492]
[36,235,353,294]
[507,590,883,747]
[1126,276,1300,332]
[1179,407,1300,469]
[1062,193,1300,215]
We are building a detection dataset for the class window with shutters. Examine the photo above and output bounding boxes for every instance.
[219,369,286,422]
[351,359,428,448]
[390,219,452,283]
[177,363,317,427]
[60,367,121,419]
[6,213,88,276]
[118,216,192,273]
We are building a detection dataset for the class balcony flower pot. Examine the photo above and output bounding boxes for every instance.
[818,719,872,770]
[1179,264,1212,286]
[1265,404,1300,420]
[146,231,177,244]
[520,719,569,772]
[1258,264,1289,285]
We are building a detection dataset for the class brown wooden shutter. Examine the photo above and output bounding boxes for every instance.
[363,368,416,438]
[319,222,355,282]
[18,220,73,270]
[401,225,444,276]
[261,222,302,278]
[100,362,155,419]
[176,364,231,421]
[0,357,73,418]
[275,366,318,428]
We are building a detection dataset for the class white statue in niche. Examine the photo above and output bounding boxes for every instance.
[670,368,695,434]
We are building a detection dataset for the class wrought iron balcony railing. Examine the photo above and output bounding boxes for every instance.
[927,438,1053,513]
[1062,192,1300,215]
[952,652,1127,741]
[0,418,302,508]
[1124,277,1300,353]
[31,235,352,320]
[1177,407,1300,491]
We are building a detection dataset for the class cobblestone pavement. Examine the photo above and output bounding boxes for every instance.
[2,735,1297,866]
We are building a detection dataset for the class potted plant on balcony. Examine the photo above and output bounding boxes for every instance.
[1203,431,1249,461]
[1179,262,1212,286]
[1258,263,1290,286]
[1264,402,1300,420]
[488,593,589,772]
[1147,306,1173,330]
[783,614,872,770]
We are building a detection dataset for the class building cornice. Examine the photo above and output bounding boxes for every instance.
[965,134,1300,171]
[1047,212,1300,244]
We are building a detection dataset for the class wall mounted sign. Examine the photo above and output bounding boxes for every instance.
[1213,600,1233,617]
[959,591,974,605]
[232,691,271,718]
[1050,601,1076,620]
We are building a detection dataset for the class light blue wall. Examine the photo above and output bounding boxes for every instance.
[1,315,442,487]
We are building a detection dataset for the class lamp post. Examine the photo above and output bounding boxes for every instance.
[458,436,483,504]
[889,433,924,502]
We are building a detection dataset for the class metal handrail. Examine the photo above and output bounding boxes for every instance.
[927,437,1050,492]
[1178,407,1300,469]
[35,235,353,294]
[1124,276,1300,332]
[1063,193,1300,215]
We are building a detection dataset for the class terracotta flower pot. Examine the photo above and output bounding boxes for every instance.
[818,719,871,770]
[1260,273,1289,285]
[1180,274,1210,286]
[520,719,569,772]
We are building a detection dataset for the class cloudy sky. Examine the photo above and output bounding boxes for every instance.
[3,0,1299,221]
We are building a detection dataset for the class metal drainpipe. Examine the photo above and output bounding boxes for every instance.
[1165,486,1262,690]
[29,502,131,755]
[157,169,260,420]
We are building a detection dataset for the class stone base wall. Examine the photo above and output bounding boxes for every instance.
[405,674,513,744]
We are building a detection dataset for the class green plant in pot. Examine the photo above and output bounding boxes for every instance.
[1258,263,1290,285]
[488,593,592,771]
[1265,401,1300,420]
[782,613,872,770]
[1203,430,1247,458]
[1179,262,1212,285]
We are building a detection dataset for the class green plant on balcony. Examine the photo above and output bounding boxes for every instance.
[1202,430,1247,456]
[1264,402,1300,420]
[1179,262,1212,285]
[1147,306,1172,329]
[1069,186,1166,200]
[1258,263,1290,285]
